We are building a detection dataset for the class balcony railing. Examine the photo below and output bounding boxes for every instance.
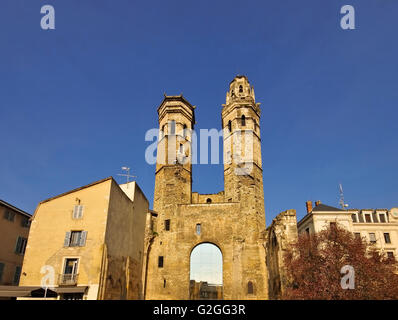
[58,273,79,286]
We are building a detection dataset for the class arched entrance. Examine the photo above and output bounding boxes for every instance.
[189,243,223,300]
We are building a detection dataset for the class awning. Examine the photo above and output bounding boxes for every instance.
[0,286,41,297]
[0,285,88,297]
[54,286,88,294]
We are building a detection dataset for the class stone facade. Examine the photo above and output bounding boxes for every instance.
[144,76,268,300]
[265,209,298,299]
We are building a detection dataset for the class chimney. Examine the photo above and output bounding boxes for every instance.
[315,200,321,206]
[306,201,313,214]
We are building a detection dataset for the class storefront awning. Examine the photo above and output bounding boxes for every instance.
[0,285,88,298]
[54,286,87,294]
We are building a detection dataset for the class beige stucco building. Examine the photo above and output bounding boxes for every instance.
[0,200,31,290]
[144,76,268,300]
[298,201,398,260]
[17,177,149,300]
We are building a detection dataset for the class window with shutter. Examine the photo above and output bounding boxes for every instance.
[73,206,78,219]
[79,231,87,246]
[70,231,81,246]
[15,237,22,253]
[78,206,84,218]
[14,237,27,255]
[4,211,15,222]
[64,231,71,247]
[73,205,84,219]
[65,231,86,247]
[0,263,4,283]
[13,266,21,285]
[21,217,30,228]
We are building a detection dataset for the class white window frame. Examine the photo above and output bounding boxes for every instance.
[351,212,359,223]
[61,257,80,278]
[378,212,387,223]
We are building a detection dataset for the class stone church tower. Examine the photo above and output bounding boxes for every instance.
[144,76,268,300]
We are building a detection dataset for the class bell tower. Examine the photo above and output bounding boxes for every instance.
[153,95,195,212]
[146,81,268,300]
[222,75,265,218]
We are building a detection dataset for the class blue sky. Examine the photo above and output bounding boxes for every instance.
[0,0,397,225]
[190,243,222,284]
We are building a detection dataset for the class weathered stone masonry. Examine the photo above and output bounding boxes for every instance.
[145,76,269,300]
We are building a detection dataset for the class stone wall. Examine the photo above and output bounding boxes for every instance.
[145,202,268,300]
[265,209,298,299]
[146,78,268,300]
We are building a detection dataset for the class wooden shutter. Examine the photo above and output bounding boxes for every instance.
[15,237,22,254]
[73,206,78,219]
[13,266,21,285]
[21,238,27,254]
[78,206,84,219]
[0,263,4,282]
[79,231,87,246]
[73,205,84,219]
[64,232,71,247]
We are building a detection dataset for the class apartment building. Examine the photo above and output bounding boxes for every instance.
[0,200,31,290]
[14,177,149,300]
[298,201,398,260]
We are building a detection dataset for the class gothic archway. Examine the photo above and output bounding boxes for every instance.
[189,243,223,300]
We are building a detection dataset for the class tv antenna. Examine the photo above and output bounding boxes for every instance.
[339,183,349,209]
[117,166,136,187]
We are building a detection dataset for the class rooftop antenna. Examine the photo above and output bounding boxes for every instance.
[117,166,136,188]
[339,183,349,209]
